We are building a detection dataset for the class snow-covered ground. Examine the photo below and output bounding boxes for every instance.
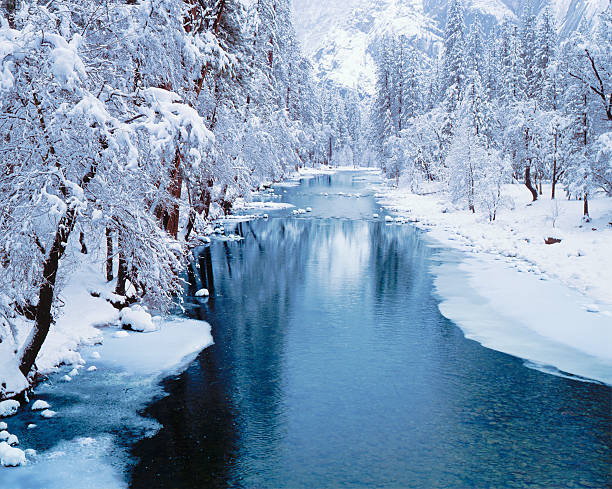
[1,315,212,485]
[0,241,213,480]
[375,179,612,384]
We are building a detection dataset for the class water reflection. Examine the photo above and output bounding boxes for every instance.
[130,172,611,489]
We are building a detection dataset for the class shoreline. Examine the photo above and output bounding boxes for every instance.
[374,180,612,385]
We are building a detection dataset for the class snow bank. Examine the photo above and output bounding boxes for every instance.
[0,441,26,467]
[1,435,123,487]
[0,400,19,418]
[98,318,212,375]
[27,262,120,375]
[119,305,156,332]
[433,250,612,384]
[233,201,295,211]
[30,400,50,411]
[0,343,28,399]
[376,182,612,305]
[376,180,612,384]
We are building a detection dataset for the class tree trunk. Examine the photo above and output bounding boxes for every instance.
[524,165,538,201]
[106,226,113,282]
[19,208,77,376]
[551,131,558,199]
[19,157,100,377]
[166,150,183,239]
[115,230,128,296]
[583,192,589,219]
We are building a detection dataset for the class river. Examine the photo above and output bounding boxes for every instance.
[127,170,610,488]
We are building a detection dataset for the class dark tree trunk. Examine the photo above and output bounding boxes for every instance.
[79,232,88,254]
[583,192,589,219]
[525,165,538,201]
[551,131,558,199]
[115,230,128,296]
[19,208,77,376]
[105,226,113,282]
[19,160,100,377]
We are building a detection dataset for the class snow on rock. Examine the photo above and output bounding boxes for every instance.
[373,213,379,218]
[0,441,26,467]
[40,409,56,418]
[384,215,394,222]
[30,400,50,411]
[0,430,8,441]
[60,375,72,382]
[26,424,36,430]
[7,434,18,446]
[120,305,156,332]
[112,331,130,338]
[0,422,6,430]
[306,207,313,212]
[195,288,209,297]
[68,368,79,377]
[86,366,97,372]
[0,342,28,400]
[0,400,19,418]
[91,352,101,359]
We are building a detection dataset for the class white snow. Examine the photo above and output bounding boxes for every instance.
[60,375,72,382]
[0,441,26,467]
[0,422,6,430]
[68,368,79,377]
[112,331,129,339]
[0,400,19,418]
[26,424,36,430]
[0,430,8,441]
[233,201,295,211]
[7,434,18,446]
[0,343,28,400]
[40,409,57,419]
[119,305,156,332]
[95,317,212,376]
[30,400,50,411]
[86,366,97,372]
[91,352,101,359]
[376,180,612,384]
[195,288,209,297]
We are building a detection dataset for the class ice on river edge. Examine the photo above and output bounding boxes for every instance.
[374,179,612,385]
[2,317,213,488]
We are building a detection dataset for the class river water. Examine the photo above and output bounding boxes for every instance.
[128,171,610,488]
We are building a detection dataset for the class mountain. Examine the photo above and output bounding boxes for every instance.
[292,0,609,94]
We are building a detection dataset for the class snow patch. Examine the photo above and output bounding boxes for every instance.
[119,305,156,332]
[40,410,57,419]
[0,400,19,418]
[30,400,50,411]
[0,441,26,467]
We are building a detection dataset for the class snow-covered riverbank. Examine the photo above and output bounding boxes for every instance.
[375,179,612,384]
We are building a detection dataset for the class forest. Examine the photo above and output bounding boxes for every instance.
[0,0,362,399]
[370,0,611,221]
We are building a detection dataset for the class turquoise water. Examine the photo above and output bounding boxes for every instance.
[129,171,611,488]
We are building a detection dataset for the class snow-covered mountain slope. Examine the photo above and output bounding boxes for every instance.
[297,0,442,94]
[292,0,609,94]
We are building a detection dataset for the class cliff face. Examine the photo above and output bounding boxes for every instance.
[292,0,609,94]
